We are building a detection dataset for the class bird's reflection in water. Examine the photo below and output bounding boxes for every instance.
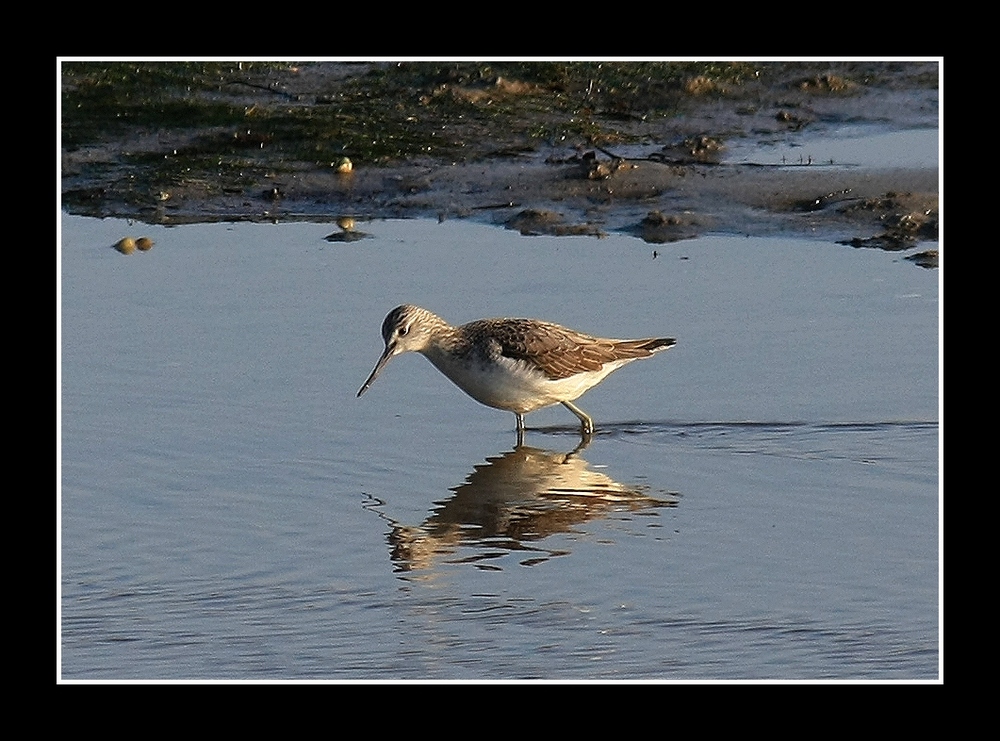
[369,437,677,575]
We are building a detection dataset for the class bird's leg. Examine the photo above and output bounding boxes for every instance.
[514,413,525,448]
[561,401,594,437]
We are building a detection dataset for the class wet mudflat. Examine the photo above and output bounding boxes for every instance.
[61,61,939,254]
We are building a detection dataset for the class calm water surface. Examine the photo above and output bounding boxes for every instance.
[59,214,939,680]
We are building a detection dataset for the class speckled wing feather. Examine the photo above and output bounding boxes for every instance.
[485,318,675,380]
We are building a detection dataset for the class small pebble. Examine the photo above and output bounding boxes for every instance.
[114,237,136,254]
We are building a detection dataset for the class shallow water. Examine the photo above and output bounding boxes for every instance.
[726,125,939,169]
[59,214,939,680]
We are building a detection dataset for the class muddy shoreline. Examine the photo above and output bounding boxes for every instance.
[61,61,939,262]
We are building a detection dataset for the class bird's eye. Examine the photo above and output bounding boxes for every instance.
[398,325,409,337]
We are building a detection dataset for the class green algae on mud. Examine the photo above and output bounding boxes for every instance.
[62,61,757,161]
[61,60,939,256]
[61,60,760,210]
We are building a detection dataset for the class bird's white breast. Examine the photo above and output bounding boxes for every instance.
[423,347,631,414]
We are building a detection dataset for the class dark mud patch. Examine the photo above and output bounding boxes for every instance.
[504,208,606,237]
[629,210,706,244]
[905,250,939,269]
[834,192,939,251]
[61,60,939,263]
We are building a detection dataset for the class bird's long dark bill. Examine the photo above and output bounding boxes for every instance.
[357,347,393,397]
